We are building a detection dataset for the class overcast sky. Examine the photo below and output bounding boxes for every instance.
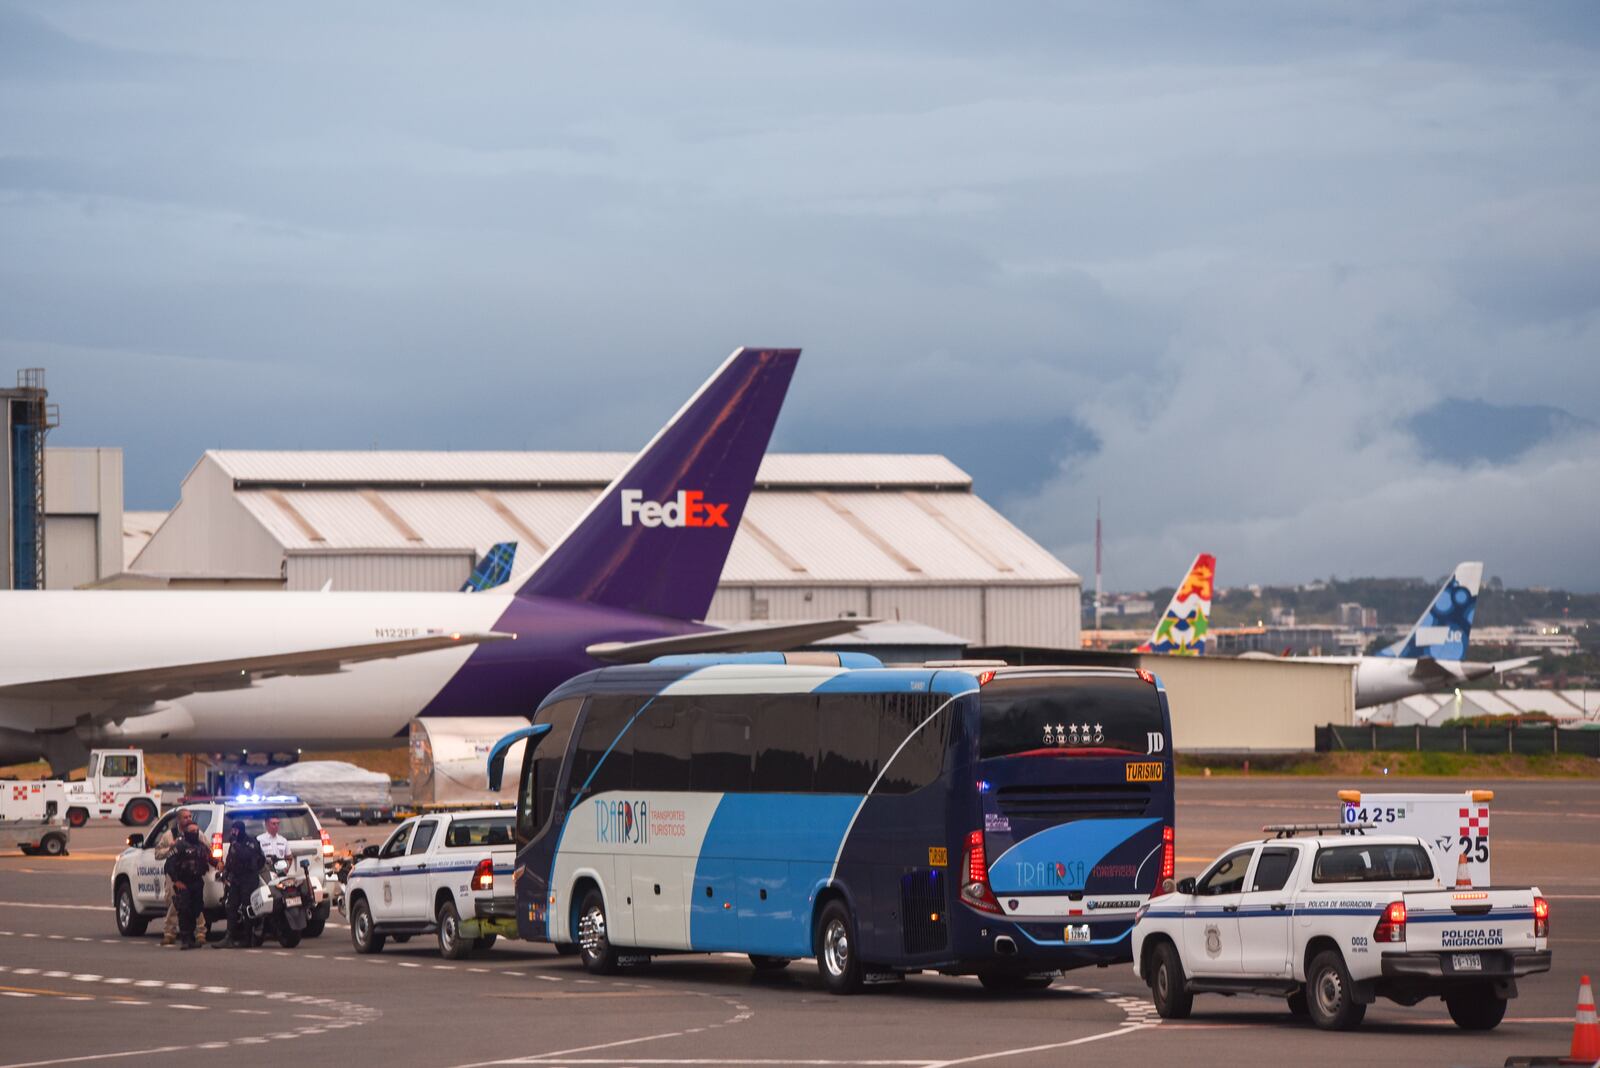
[4,2,1597,591]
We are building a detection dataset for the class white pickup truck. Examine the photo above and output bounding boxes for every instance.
[1132,826,1551,1031]
[341,809,517,959]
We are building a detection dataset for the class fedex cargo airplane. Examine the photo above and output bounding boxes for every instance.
[0,347,859,772]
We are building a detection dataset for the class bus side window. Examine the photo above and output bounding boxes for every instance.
[569,697,636,803]
[753,695,817,793]
[816,694,879,793]
[876,694,948,794]
[691,701,752,793]
[634,698,692,791]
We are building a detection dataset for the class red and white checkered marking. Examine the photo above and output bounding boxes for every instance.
[1458,806,1490,838]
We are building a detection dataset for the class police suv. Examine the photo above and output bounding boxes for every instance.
[340,809,517,959]
[1131,825,1551,1031]
[111,795,335,939]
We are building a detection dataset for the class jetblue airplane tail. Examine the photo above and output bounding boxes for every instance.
[461,542,518,592]
[1378,561,1482,661]
[1136,553,1215,655]
[516,347,800,621]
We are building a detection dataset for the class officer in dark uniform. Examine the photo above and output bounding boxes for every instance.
[164,825,210,950]
[217,820,265,948]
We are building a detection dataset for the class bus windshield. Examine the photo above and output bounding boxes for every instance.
[979,675,1165,759]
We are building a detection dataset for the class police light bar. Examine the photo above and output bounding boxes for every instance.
[1263,821,1377,838]
[231,793,300,805]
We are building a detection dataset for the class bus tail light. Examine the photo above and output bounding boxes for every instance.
[210,832,223,862]
[320,828,334,858]
[960,830,1002,914]
[1533,896,1549,938]
[1154,825,1175,895]
[1373,900,1407,943]
[472,857,495,892]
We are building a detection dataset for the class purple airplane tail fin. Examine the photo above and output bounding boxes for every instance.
[515,346,799,620]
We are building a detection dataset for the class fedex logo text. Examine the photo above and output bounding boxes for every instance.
[620,489,729,529]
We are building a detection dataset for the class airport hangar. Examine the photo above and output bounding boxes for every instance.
[47,447,1353,752]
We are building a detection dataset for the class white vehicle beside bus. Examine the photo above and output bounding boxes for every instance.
[1132,826,1552,1031]
[341,809,518,959]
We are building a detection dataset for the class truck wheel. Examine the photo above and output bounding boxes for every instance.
[67,808,89,829]
[115,880,148,937]
[40,834,67,857]
[350,897,385,954]
[1306,950,1366,1031]
[121,799,157,827]
[1149,941,1193,1019]
[577,887,621,975]
[1287,989,1310,1017]
[438,899,472,960]
[473,934,498,953]
[815,900,863,995]
[1445,984,1507,1031]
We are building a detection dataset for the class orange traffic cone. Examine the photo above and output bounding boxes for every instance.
[1572,974,1600,1064]
[1455,850,1472,889]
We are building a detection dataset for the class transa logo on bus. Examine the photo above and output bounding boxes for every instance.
[594,799,650,845]
[1126,762,1164,782]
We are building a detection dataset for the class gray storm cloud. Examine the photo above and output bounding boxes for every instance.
[1,1,1596,589]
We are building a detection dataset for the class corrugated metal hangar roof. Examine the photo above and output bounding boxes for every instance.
[137,451,1077,587]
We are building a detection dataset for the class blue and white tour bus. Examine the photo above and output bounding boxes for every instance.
[492,654,1176,993]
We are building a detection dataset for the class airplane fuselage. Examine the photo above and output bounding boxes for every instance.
[1302,654,1502,708]
[0,590,702,760]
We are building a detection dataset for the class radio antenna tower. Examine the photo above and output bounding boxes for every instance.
[1094,497,1103,633]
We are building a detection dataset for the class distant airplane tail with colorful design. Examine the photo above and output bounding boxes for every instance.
[461,542,518,592]
[1376,561,1482,661]
[1136,553,1216,655]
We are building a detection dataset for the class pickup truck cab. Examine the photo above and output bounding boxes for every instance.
[111,796,334,939]
[341,809,516,959]
[1132,828,1551,1031]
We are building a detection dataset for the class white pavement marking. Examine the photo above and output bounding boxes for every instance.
[449,1032,691,1068]
[924,1026,1148,1066]
[0,902,112,911]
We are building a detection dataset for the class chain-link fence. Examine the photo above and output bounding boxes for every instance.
[1317,724,1600,757]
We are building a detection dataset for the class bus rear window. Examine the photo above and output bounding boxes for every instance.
[980,677,1165,760]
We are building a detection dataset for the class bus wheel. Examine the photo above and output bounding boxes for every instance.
[577,888,620,975]
[815,900,862,995]
[749,954,791,972]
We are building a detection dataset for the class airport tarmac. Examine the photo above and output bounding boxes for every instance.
[1,776,1595,1068]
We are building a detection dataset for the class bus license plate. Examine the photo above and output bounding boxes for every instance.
[1065,924,1091,944]
[1452,953,1482,972]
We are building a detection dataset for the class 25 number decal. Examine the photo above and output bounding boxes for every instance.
[1458,835,1489,863]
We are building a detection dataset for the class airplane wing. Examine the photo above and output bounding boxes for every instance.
[0,631,514,705]
[1489,655,1541,674]
[586,619,871,664]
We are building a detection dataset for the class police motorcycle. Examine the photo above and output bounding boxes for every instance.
[246,855,321,948]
